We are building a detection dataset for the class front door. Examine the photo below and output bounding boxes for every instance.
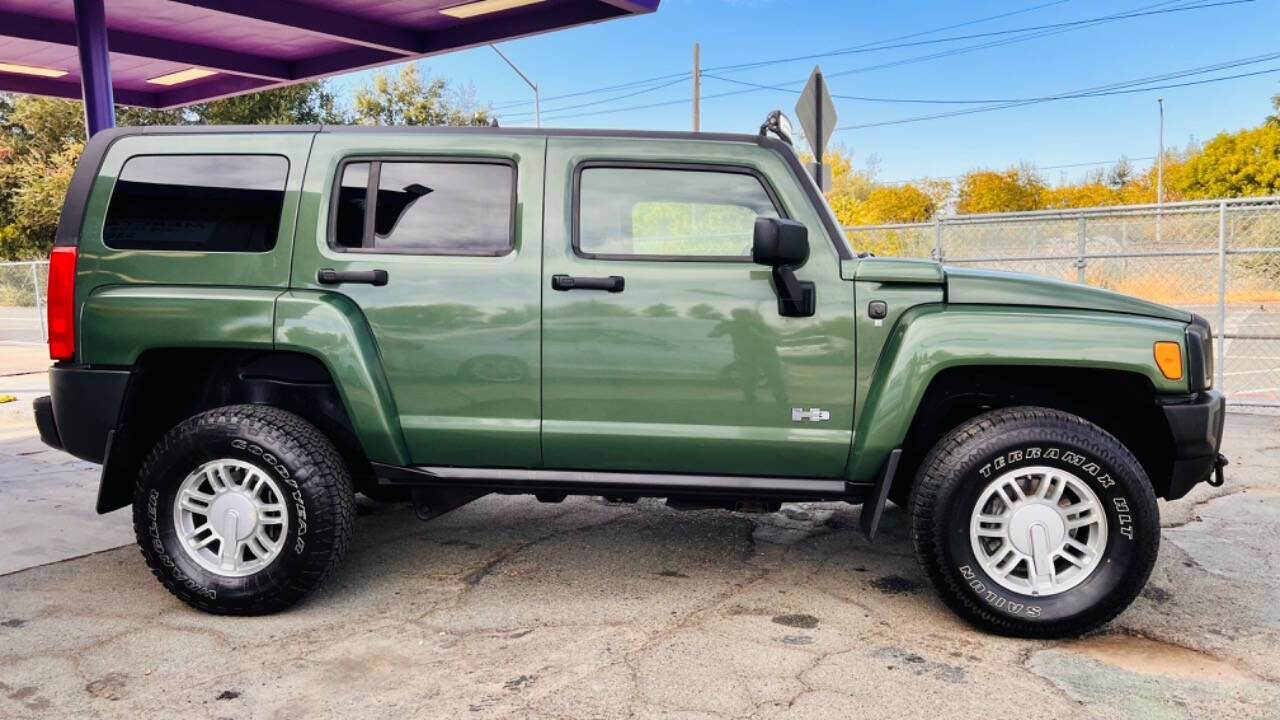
[541,138,855,478]
[292,133,545,467]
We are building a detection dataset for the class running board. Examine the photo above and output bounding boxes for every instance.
[373,463,851,500]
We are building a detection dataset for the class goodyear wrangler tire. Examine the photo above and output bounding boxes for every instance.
[132,405,355,615]
[911,406,1159,638]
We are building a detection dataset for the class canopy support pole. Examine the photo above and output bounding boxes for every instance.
[73,0,114,136]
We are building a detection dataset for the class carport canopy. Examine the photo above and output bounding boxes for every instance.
[0,0,659,133]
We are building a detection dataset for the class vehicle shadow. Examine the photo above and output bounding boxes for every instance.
[309,494,939,626]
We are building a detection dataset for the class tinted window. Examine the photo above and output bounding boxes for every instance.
[104,155,288,252]
[331,160,514,255]
[578,166,780,258]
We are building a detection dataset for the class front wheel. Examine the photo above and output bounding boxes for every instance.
[132,405,355,614]
[911,406,1159,638]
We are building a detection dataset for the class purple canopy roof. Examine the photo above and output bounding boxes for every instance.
[0,0,659,109]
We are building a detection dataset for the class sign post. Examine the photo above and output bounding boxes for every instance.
[795,65,837,192]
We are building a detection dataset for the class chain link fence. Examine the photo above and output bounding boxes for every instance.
[0,260,48,345]
[846,196,1280,412]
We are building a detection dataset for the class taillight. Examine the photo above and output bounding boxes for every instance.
[47,245,77,361]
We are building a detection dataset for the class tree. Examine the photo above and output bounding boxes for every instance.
[353,64,490,126]
[0,81,347,258]
[192,82,342,125]
[1266,93,1280,129]
[1106,156,1133,189]
[1172,124,1280,199]
[852,184,937,224]
[955,166,1045,214]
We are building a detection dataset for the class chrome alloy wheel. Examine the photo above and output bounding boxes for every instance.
[969,465,1108,597]
[173,459,289,577]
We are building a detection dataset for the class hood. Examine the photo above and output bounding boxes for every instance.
[945,266,1190,322]
[844,258,1190,323]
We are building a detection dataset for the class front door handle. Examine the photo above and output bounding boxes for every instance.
[318,268,388,286]
[551,274,625,293]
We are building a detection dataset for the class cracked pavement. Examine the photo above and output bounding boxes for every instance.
[1,411,1278,719]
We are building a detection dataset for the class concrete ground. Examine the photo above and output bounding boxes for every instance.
[1,334,1277,718]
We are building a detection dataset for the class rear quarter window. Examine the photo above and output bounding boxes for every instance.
[103,154,289,252]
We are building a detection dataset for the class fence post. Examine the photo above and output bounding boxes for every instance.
[932,218,944,263]
[1076,215,1087,283]
[31,262,46,343]
[1216,201,1227,391]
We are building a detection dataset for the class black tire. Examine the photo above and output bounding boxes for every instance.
[132,404,355,615]
[911,406,1159,638]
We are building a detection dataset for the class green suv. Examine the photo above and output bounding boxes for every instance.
[34,122,1225,637]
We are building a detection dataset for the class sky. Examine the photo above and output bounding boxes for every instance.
[330,0,1280,185]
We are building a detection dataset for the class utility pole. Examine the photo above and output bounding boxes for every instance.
[692,42,700,132]
[1157,97,1164,243]
[490,43,539,128]
[1157,97,1164,206]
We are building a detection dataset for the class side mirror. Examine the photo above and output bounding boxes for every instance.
[753,217,809,267]
[752,217,814,318]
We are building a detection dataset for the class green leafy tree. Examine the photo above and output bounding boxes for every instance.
[353,64,490,126]
[956,166,1045,214]
[1172,124,1280,198]
[0,81,347,258]
[1266,93,1280,129]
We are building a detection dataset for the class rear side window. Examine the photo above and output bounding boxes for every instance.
[331,159,515,255]
[103,154,288,252]
[576,165,781,260]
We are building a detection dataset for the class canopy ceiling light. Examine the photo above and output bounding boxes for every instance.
[146,68,219,86]
[440,0,546,19]
[0,62,68,78]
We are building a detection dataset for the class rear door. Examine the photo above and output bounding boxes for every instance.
[540,136,856,477]
[291,131,545,467]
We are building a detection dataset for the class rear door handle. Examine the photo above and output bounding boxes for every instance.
[318,268,388,286]
[551,274,625,293]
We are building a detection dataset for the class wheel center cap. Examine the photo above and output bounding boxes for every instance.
[208,493,258,540]
[1007,503,1066,556]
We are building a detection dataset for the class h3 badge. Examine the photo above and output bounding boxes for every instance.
[791,407,831,423]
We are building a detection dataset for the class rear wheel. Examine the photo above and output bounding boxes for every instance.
[133,405,355,614]
[911,406,1159,637]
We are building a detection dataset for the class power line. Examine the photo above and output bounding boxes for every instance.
[490,0,1082,111]
[702,49,1280,104]
[518,0,1241,122]
[834,63,1280,132]
[500,76,688,119]
[705,0,1250,75]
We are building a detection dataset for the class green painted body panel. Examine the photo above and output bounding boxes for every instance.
[946,266,1191,322]
[72,133,313,349]
[852,257,946,284]
[274,291,409,465]
[288,132,545,468]
[540,137,856,477]
[79,286,278,365]
[845,304,1189,483]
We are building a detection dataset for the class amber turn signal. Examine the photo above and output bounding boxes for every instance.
[1154,341,1183,380]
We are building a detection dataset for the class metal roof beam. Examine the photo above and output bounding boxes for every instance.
[167,0,424,55]
[0,10,292,81]
[0,74,156,108]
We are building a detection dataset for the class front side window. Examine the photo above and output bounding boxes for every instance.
[332,160,514,255]
[104,154,288,252]
[577,166,781,259]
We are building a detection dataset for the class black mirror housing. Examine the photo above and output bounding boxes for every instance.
[752,217,814,318]
[752,217,809,267]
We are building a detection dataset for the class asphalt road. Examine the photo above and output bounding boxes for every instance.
[1,398,1277,718]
